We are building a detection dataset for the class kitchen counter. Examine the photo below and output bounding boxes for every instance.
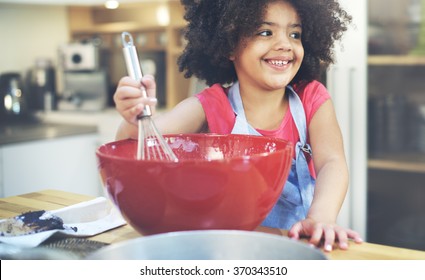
[0,119,101,198]
[1,189,425,260]
[0,120,97,146]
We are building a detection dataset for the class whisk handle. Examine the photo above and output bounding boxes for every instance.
[121,31,152,118]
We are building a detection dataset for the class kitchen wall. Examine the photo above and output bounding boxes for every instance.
[0,4,69,76]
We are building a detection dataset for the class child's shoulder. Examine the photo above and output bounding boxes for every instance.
[294,80,328,96]
[294,80,331,116]
[295,80,329,101]
[195,83,235,134]
[196,83,228,101]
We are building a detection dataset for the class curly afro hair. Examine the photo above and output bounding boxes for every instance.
[177,0,352,87]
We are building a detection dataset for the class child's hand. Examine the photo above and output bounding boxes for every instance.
[113,75,158,126]
[288,218,363,252]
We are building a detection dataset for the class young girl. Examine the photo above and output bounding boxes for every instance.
[114,0,363,251]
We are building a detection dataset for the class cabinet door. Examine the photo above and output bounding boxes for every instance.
[367,0,425,251]
[327,0,368,238]
[1,134,102,197]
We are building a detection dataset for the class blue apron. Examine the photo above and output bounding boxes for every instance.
[228,82,315,229]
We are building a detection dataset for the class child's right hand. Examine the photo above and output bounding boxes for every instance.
[113,74,158,126]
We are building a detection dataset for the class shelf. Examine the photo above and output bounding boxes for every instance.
[368,55,425,66]
[70,22,166,35]
[368,153,425,173]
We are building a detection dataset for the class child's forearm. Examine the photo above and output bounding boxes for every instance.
[307,161,349,223]
[115,121,138,140]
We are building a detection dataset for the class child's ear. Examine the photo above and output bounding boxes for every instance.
[229,53,235,61]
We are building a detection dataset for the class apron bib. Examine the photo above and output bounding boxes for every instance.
[228,82,315,229]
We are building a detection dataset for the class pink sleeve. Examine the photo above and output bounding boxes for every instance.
[296,80,331,125]
[195,84,235,134]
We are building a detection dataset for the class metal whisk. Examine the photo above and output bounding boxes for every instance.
[121,32,178,161]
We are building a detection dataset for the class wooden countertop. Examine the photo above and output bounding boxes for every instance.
[1,189,424,260]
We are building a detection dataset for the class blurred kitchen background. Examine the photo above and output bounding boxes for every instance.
[0,0,424,251]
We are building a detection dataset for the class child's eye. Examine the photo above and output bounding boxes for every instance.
[290,32,302,40]
[258,30,273,37]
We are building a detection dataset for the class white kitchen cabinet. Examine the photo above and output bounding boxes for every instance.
[0,133,103,198]
[327,0,368,238]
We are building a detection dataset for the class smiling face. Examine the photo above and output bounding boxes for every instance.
[230,0,303,93]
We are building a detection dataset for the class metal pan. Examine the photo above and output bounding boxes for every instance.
[87,230,327,260]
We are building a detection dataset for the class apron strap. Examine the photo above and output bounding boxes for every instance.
[286,86,314,215]
[287,86,311,156]
[228,82,260,135]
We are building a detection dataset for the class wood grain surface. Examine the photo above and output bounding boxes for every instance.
[1,189,424,260]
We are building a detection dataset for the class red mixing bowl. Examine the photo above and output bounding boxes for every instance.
[96,134,293,235]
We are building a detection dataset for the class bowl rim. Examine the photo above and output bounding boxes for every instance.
[86,229,327,260]
[96,133,293,163]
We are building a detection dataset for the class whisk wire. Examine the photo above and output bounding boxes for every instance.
[137,117,177,162]
[137,118,145,160]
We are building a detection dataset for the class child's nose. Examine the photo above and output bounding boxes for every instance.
[273,34,292,51]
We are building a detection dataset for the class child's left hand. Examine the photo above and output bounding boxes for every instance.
[288,218,363,252]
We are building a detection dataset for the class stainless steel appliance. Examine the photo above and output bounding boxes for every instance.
[58,43,108,111]
[0,73,27,122]
[59,43,100,72]
[26,59,56,111]
[58,71,108,111]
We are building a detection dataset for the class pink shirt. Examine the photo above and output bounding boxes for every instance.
[195,80,331,177]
